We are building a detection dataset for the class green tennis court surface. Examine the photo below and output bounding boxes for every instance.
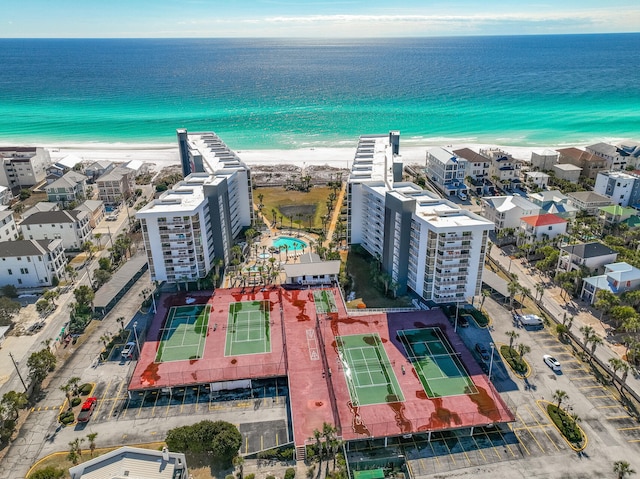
[225,301,271,356]
[336,333,404,406]
[398,328,477,398]
[155,304,210,362]
[313,289,338,314]
[353,469,385,479]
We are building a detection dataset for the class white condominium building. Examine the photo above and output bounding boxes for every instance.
[0,239,66,288]
[348,131,493,303]
[137,130,253,283]
[0,147,50,188]
[137,178,214,283]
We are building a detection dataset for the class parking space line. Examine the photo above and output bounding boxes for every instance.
[607,415,632,420]
[245,436,249,454]
[93,379,111,416]
[587,394,616,399]
[618,426,640,431]
[469,436,488,462]
[498,431,517,457]
[482,432,502,459]
[628,439,640,443]
[428,441,442,465]
[109,379,127,418]
[528,404,561,451]
[276,432,279,446]
[439,438,457,465]
[578,385,605,390]
[597,405,622,409]
[456,438,472,465]
[511,428,533,455]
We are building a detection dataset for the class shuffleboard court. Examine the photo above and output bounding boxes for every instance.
[313,289,338,314]
[398,328,477,398]
[336,333,404,406]
[155,304,210,362]
[225,301,271,356]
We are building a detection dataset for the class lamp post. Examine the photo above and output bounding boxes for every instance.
[132,321,141,358]
[488,342,496,381]
[454,302,459,332]
[8,352,28,392]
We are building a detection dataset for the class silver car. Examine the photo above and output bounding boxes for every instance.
[543,354,561,371]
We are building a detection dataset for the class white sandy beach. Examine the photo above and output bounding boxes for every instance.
[44,142,570,173]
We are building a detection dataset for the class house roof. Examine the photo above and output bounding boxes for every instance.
[452,148,487,163]
[73,200,104,214]
[97,166,133,182]
[86,160,113,170]
[566,191,612,204]
[47,171,87,189]
[483,195,540,213]
[605,262,640,283]
[553,163,582,171]
[529,190,568,203]
[556,147,585,160]
[283,254,341,278]
[22,202,58,218]
[525,171,550,179]
[624,215,640,228]
[521,213,567,227]
[587,142,619,157]
[57,154,84,169]
[560,242,618,259]
[20,210,87,226]
[0,209,13,222]
[599,205,638,216]
[0,239,59,257]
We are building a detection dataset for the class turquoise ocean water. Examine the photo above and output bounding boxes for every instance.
[0,35,638,149]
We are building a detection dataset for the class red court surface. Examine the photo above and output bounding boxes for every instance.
[129,287,514,447]
[128,288,286,390]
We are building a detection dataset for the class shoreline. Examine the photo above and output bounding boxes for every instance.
[33,141,600,173]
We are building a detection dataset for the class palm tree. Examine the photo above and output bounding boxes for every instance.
[86,432,98,457]
[506,330,519,350]
[580,325,594,347]
[233,455,245,479]
[60,384,73,410]
[480,289,490,310]
[535,282,545,302]
[508,281,519,309]
[552,389,568,409]
[517,343,530,360]
[614,460,636,479]
[609,358,630,391]
[588,335,603,361]
[312,428,323,473]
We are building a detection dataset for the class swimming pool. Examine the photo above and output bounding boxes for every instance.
[272,236,307,251]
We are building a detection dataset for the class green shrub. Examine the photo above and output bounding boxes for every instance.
[266,476,276,479]
[499,345,529,375]
[71,397,82,407]
[245,474,255,479]
[79,383,92,395]
[547,404,583,444]
[59,411,74,424]
[226,475,235,479]
[285,468,296,479]
[469,309,489,327]
[28,465,65,479]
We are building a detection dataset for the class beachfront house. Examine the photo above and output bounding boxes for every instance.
[586,142,629,171]
[581,262,640,304]
[425,147,469,197]
[84,160,114,182]
[19,210,92,251]
[0,210,18,242]
[483,148,522,188]
[518,213,567,245]
[530,150,559,171]
[481,195,541,232]
[556,147,607,180]
[0,147,50,188]
[557,242,619,274]
[566,191,612,216]
[594,171,640,207]
[0,239,66,288]
[45,171,88,206]
[524,171,550,189]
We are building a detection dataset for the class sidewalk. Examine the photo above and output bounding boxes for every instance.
[488,246,640,397]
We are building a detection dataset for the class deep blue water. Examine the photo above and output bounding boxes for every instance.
[0,35,638,148]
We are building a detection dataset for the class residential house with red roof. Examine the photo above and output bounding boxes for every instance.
[518,213,567,245]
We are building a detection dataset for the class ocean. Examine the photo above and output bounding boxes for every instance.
[0,35,638,149]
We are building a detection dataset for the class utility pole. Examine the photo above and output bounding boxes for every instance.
[9,352,28,392]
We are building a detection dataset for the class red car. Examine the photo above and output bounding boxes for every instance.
[77,397,97,423]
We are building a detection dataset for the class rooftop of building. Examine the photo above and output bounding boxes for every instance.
[553,163,582,171]
[566,191,612,204]
[587,142,620,156]
[96,166,133,182]
[599,205,638,216]
[560,242,618,259]
[452,147,488,163]
[136,179,206,216]
[20,209,88,226]
[521,213,567,227]
[525,171,550,178]
[528,190,569,202]
[426,147,462,165]
[47,170,87,189]
[183,131,249,175]
[349,133,397,184]
[598,170,639,180]
[56,154,84,169]
[23,202,58,218]
[483,195,540,212]
[0,239,59,257]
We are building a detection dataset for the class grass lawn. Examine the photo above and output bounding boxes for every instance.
[257,186,332,229]
[345,248,412,309]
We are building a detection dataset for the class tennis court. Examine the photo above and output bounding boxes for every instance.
[398,328,477,398]
[225,301,271,356]
[336,333,404,406]
[155,304,211,362]
[313,289,338,314]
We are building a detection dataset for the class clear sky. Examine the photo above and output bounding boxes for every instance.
[2,0,639,38]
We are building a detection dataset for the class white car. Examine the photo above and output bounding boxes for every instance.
[121,341,136,359]
[543,354,561,371]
